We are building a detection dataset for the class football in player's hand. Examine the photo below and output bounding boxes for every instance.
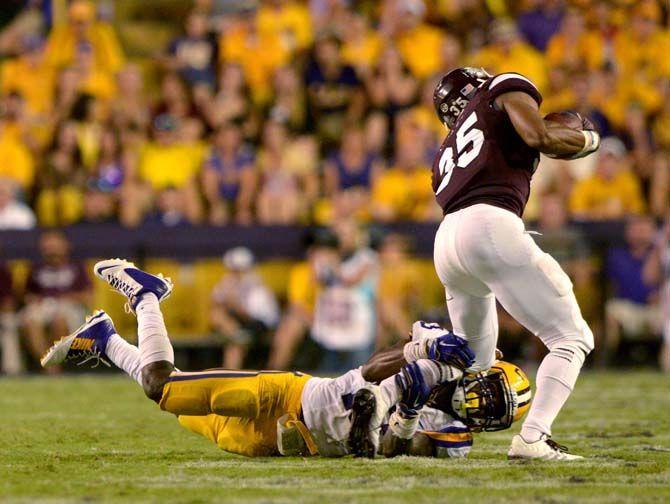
[544,110,595,131]
[544,111,583,129]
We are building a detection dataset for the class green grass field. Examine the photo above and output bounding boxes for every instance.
[2,371,670,503]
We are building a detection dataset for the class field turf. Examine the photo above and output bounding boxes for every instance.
[1,370,670,503]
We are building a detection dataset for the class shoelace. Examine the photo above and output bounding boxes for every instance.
[106,274,137,313]
[107,275,136,298]
[65,348,111,368]
[545,438,569,453]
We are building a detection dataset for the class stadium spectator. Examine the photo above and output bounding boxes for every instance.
[135,114,205,226]
[266,65,307,134]
[44,0,124,74]
[371,124,435,222]
[322,127,382,220]
[603,216,660,364]
[311,219,378,372]
[376,233,421,349]
[0,260,21,375]
[206,63,256,134]
[642,214,670,372]
[304,34,364,152]
[268,230,340,369]
[472,19,547,92]
[22,231,91,373]
[110,64,149,132]
[0,98,34,191]
[210,247,279,369]
[202,123,256,225]
[81,130,124,224]
[256,0,313,55]
[384,0,445,80]
[0,177,36,230]
[1,35,53,116]
[255,119,317,224]
[569,137,645,220]
[165,11,218,88]
[517,0,564,52]
[36,121,85,226]
[219,8,289,104]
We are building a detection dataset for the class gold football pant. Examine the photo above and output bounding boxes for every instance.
[158,370,311,457]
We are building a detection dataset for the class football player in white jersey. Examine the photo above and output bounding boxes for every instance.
[41,259,529,459]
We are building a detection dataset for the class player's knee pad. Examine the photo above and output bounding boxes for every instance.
[547,325,594,371]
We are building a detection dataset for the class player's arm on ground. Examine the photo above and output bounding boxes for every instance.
[497,91,599,159]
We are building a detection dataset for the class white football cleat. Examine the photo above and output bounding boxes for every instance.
[94,258,173,312]
[508,434,584,461]
[41,310,115,368]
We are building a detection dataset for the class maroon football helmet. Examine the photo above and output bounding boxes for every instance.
[433,67,491,129]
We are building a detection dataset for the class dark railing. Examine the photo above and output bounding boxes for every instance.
[0,220,626,261]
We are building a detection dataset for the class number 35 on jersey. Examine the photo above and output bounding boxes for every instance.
[435,112,484,196]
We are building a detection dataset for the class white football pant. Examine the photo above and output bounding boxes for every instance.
[433,204,594,438]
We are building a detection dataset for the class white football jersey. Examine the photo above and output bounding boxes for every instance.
[300,368,473,458]
[300,368,368,457]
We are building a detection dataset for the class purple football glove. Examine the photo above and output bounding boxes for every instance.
[427,333,475,370]
[395,362,432,417]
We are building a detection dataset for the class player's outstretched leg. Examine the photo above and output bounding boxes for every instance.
[41,310,144,385]
[94,259,176,400]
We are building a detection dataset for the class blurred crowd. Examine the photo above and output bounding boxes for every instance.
[0,0,668,229]
[0,0,669,374]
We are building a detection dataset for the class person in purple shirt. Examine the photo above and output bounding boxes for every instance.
[603,216,660,364]
[517,0,565,51]
[23,231,91,373]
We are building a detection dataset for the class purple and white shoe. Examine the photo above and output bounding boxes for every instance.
[41,310,115,368]
[94,258,173,312]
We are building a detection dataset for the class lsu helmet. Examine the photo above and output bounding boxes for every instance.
[428,360,532,432]
[433,67,491,129]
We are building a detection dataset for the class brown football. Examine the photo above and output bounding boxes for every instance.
[544,110,582,129]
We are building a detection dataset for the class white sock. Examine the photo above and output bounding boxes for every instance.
[106,334,143,386]
[136,293,174,369]
[521,346,586,442]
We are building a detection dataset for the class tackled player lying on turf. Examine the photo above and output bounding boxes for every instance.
[41,259,531,458]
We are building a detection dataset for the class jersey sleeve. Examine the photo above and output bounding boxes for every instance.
[418,407,473,458]
[486,72,542,107]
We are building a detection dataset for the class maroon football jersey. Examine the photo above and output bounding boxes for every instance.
[432,73,543,217]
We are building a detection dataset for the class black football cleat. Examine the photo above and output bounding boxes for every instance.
[347,386,387,458]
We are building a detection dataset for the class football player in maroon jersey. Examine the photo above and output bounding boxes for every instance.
[429,67,600,460]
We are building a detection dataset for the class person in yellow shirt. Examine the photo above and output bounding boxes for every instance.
[0,116,34,190]
[471,19,548,93]
[614,3,670,83]
[220,11,290,104]
[45,0,124,74]
[256,0,313,54]
[545,9,600,73]
[341,13,383,70]
[133,114,205,225]
[391,0,446,80]
[569,137,645,220]
[371,122,437,222]
[1,36,55,115]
